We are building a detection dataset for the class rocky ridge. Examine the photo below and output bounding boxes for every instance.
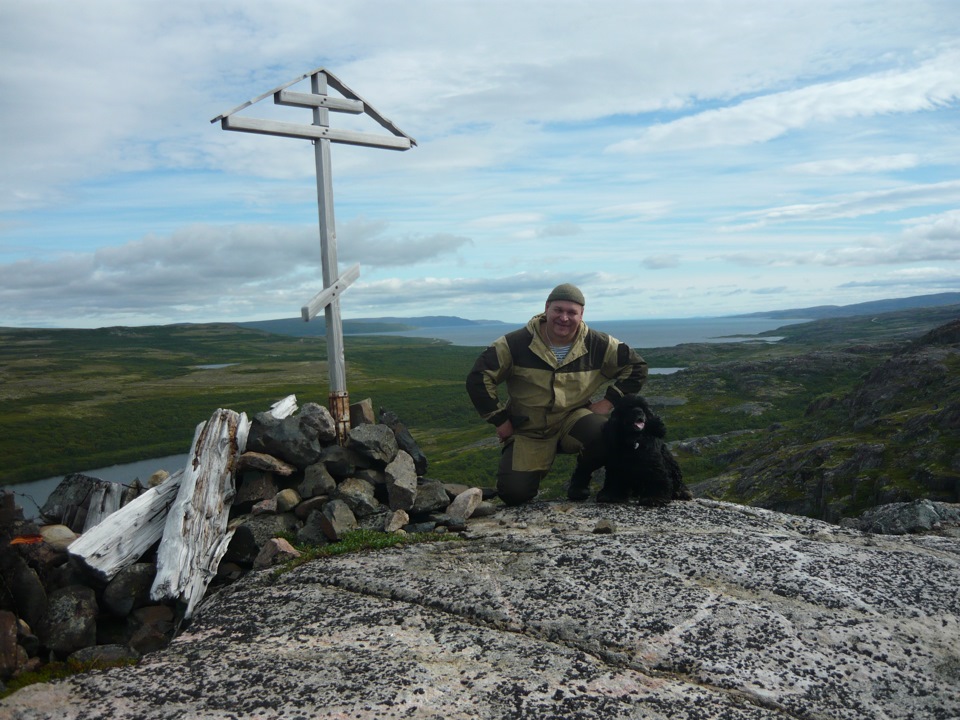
[3,499,959,719]
[685,317,960,519]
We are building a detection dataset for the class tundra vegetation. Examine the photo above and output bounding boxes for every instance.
[1,303,957,520]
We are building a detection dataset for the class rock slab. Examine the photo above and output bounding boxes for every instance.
[4,500,960,719]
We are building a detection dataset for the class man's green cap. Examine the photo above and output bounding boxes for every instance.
[546,283,585,306]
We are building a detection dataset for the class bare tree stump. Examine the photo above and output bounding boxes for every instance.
[150,409,250,618]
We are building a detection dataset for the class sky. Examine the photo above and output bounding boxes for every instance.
[2,0,959,328]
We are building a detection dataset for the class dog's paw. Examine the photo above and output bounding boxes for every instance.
[596,488,629,504]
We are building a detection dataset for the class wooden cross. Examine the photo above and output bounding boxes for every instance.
[212,68,416,443]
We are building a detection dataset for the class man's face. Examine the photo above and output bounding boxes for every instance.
[543,300,583,344]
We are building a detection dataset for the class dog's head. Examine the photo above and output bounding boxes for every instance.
[610,394,666,440]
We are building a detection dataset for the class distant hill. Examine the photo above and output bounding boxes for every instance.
[733,292,960,320]
[236,315,507,338]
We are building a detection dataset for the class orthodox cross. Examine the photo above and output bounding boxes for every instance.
[212,68,416,442]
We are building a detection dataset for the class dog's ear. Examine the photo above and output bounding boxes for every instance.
[645,415,667,438]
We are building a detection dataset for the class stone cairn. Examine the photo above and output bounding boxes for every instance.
[0,395,495,686]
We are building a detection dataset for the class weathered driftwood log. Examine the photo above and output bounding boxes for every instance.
[68,470,185,582]
[81,481,125,533]
[150,409,250,619]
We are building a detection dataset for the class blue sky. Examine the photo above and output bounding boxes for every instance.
[2,0,959,328]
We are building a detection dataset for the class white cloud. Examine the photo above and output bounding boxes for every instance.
[607,49,960,154]
[723,180,960,230]
[788,154,920,175]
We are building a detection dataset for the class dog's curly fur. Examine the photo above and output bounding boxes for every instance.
[597,394,692,506]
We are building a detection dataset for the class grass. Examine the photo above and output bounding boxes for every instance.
[271,528,466,578]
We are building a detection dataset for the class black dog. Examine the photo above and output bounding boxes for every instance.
[597,394,692,506]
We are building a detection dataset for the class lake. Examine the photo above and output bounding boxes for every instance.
[363,316,808,348]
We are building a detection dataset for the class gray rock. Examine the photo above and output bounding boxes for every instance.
[333,478,382,518]
[0,611,19,678]
[253,538,301,570]
[298,463,337,498]
[237,452,297,476]
[37,585,97,656]
[275,488,301,513]
[101,563,156,618]
[296,509,330,547]
[347,424,399,467]
[385,450,417,511]
[234,470,279,507]
[68,644,140,665]
[446,487,482,524]
[6,500,960,719]
[319,445,358,479]
[384,510,409,533]
[127,605,175,655]
[246,404,335,468]
[223,514,300,566]
[380,408,428,475]
[411,478,449,515]
[0,556,47,629]
[318,500,357,542]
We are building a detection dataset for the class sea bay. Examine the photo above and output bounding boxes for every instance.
[364,316,809,348]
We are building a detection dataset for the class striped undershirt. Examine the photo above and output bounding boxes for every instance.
[551,344,572,363]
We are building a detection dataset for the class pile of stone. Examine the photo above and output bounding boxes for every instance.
[0,395,494,686]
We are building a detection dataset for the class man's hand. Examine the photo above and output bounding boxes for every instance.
[588,398,614,415]
[496,419,514,442]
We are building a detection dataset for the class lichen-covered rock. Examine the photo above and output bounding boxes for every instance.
[36,585,97,657]
[6,500,959,719]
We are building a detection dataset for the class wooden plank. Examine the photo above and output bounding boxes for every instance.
[150,409,251,619]
[301,263,360,321]
[221,115,412,150]
[275,90,364,114]
[67,470,184,582]
[268,394,299,419]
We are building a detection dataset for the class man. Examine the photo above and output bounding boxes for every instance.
[465,283,648,505]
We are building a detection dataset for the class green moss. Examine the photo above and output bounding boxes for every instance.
[0,657,138,699]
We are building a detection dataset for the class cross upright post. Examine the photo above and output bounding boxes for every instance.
[213,68,416,444]
[310,71,349,439]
